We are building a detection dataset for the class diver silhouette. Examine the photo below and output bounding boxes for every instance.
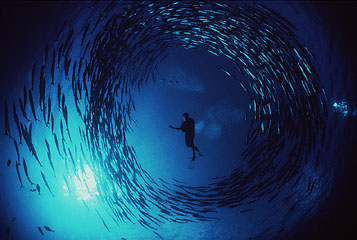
[169,112,203,161]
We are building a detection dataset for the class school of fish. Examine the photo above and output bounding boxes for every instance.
[3,1,332,239]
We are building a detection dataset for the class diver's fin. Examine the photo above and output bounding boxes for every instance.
[189,160,195,169]
[189,156,196,169]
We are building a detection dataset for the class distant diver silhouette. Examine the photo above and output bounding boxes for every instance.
[169,112,203,161]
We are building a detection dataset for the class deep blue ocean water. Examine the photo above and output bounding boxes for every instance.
[0,1,356,240]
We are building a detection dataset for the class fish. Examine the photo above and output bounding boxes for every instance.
[77,57,83,76]
[21,124,43,167]
[74,91,82,118]
[45,139,56,177]
[13,102,22,144]
[51,49,56,85]
[47,97,51,126]
[29,89,38,121]
[60,120,64,139]
[218,67,235,79]
[58,43,63,68]
[38,226,44,236]
[53,133,62,157]
[63,105,69,130]
[7,159,11,167]
[13,139,20,162]
[61,93,65,110]
[81,23,90,46]
[103,0,116,13]
[292,173,303,188]
[63,27,74,53]
[41,171,55,197]
[83,40,90,58]
[91,14,103,34]
[36,184,41,195]
[67,147,75,168]
[43,100,47,126]
[43,226,54,232]
[19,98,29,122]
[240,208,254,213]
[67,128,72,143]
[15,161,23,188]
[55,20,67,42]
[22,157,35,185]
[57,83,61,110]
[39,65,46,109]
[82,199,90,212]
[267,191,280,203]
[72,60,77,83]
[64,57,71,79]
[61,138,67,157]
[51,113,54,134]
[101,216,111,232]
[23,86,27,110]
[4,101,11,137]
[95,209,110,232]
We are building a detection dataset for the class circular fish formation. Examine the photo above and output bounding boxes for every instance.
[3,1,334,239]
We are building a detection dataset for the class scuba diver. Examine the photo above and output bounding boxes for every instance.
[169,112,203,161]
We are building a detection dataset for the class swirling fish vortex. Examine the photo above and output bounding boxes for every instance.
[10,1,332,238]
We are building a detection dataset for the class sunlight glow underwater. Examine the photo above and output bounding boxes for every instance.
[1,1,355,240]
[63,164,99,201]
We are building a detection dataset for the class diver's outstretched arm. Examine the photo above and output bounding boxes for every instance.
[169,125,181,130]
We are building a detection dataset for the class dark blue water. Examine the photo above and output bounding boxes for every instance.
[0,1,356,240]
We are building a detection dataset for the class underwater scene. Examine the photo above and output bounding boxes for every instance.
[0,1,356,240]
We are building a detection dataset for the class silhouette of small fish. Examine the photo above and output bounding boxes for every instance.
[58,43,63,68]
[21,124,43,167]
[13,139,20,163]
[51,113,54,134]
[51,49,56,85]
[240,208,254,213]
[38,226,44,235]
[45,139,56,177]
[23,86,27,110]
[15,161,23,188]
[13,102,22,144]
[81,23,90,46]
[41,171,54,197]
[4,102,11,137]
[95,209,110,232]
[55,20,67,42]
[7,159,11,167]
[63,105,69,130]
[19,97,29,122]
[47,96,51,126]
[83,40,90,58]
[23,157,35,185]
[61,93,65,111]
[36,184,41,195]
[28,89,38,121]
[91,14,102,34]
[44,226,54,232]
